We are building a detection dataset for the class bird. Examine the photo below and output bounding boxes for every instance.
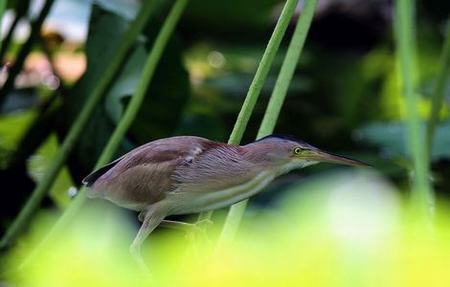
[82,135,367,262]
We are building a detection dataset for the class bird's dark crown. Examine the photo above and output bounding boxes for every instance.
[255,134,310,146]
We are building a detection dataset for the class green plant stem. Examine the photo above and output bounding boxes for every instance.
[196,0,299,223]
[0,0,55,107]
[426,24,450,155]
[395,0,433,218]
[0,0,29,61]
[18,0,187,268]
[217,0,317,247]
[0,0,159,249]
[0,0,6,54]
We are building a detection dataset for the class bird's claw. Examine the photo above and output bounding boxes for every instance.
[138,211,146,222]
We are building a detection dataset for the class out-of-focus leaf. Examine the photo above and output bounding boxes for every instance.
[0,88,38,114]
[176,113,227,141]
[104,25,190,144]
[105,45,147,123]
[185,0,278,28]
[127,34,189,144]
[0,110,35,158]
[27,135,74,208]
[94,0,140,20]
[355,121,450,161]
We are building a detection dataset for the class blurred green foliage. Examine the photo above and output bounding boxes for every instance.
[5,171,450,286]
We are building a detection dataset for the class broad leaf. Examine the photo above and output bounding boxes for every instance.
[356,121,450,161]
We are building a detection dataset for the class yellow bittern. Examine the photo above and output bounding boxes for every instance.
[83,135,366,262]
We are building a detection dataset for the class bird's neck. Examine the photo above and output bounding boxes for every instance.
[278,160,318,176]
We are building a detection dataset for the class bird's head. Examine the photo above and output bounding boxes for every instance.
[245,135,367,174]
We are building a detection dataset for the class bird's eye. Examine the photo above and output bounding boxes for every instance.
[293,147,303,155]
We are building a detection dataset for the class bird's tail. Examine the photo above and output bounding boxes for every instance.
[82,160,120,187]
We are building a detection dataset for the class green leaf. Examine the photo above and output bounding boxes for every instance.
[356,121,450,161]
[105,33,190,145]
[95,0,139,20]
[105,45,148,123]
[186,0,279,28]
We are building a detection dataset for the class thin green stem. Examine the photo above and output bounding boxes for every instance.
[196,0,299,223]
[0,0,6,54]
[0,0,55,107]
[0,0,28,61]
[227,0,300,144]
[217,0,317,247]
[18,0,188,268]
[426,23,450,156]
[0,0,159,249]
[395,0,433,218]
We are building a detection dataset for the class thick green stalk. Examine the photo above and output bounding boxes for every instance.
[394,0,433,218]
[18,0,188,268]
[196,0,299,223]
[426,24,450,155]
[0,0,55,107]
[0,0,159,249]
[218,0,317,246]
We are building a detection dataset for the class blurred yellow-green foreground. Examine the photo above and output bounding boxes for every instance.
[4,171,450,286]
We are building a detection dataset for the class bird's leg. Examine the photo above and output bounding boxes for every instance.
[136,211,213,254]
[130,208,166,271]
[159,220,195,231]
[159,219,213,231]
[138,212,213,232]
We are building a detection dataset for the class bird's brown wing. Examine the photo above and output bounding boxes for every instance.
[84,136,212,208]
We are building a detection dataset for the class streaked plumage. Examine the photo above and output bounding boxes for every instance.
[83,135,366,263]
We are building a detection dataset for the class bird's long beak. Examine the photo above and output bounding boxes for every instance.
[305,150,369,167]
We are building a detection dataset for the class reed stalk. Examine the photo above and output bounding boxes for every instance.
[196,0,299,222]
[394,0,434,219]
[217,0,317,246]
